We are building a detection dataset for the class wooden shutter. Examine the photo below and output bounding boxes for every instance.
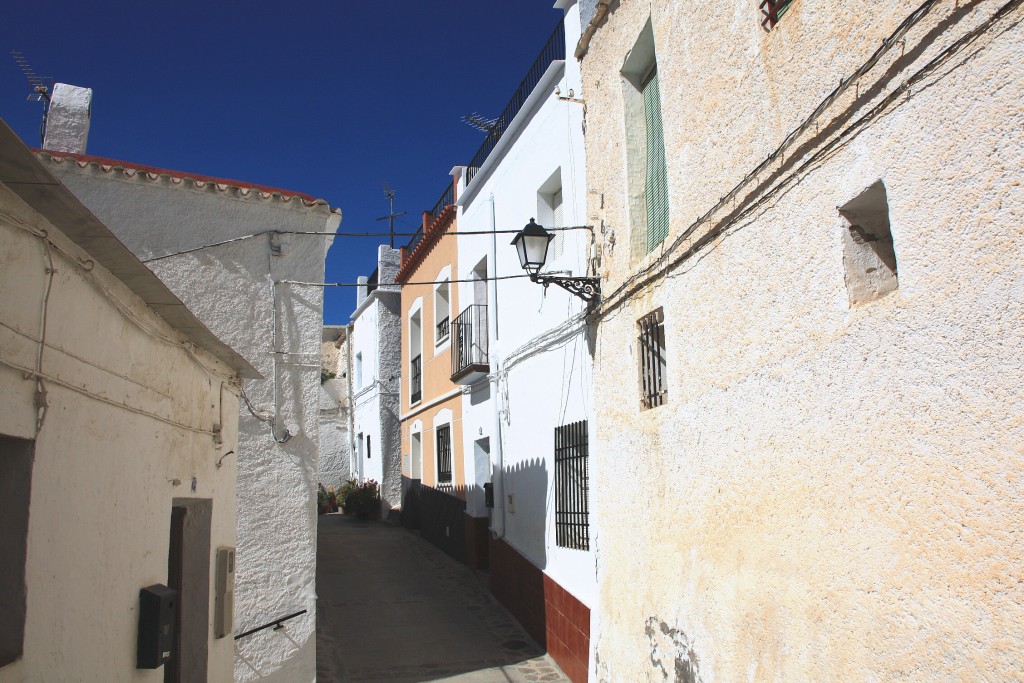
[643,67,669,252]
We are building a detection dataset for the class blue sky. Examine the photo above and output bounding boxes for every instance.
[1,1,566,323]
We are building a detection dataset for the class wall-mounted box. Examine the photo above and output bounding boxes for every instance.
[214,546,235,639]
[137,584,176,669]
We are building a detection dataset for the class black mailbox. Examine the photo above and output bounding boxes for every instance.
[484,482,494,508]
[137,584,177,669]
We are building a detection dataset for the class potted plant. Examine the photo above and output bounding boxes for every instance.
[339,479,358,515]
[347,479,381,520]
[327,486,339,513]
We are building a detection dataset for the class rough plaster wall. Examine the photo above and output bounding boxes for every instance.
[376,291,402,512]
[0,186,239,682]
[45,165,336,683]
[319,335,351,488]
[319,377,351,488]
[582,1,1024,681]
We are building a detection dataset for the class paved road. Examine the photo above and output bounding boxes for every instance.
[316,514,568,683]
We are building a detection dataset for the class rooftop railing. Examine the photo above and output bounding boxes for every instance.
[465,18,565,186]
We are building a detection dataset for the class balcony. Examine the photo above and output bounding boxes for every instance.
[410,354,422,404]
[450,305,489,385]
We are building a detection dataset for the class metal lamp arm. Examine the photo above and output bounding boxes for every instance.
[531,273,601,303]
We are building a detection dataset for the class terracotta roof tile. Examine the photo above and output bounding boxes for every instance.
[35,149,324,205]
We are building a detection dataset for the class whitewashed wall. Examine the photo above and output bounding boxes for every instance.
[0,177,240,682]
[319,327,351,490]
[581,1,1024,680]
[351,245,402,514]
[42,157,338,683]
[456,0,598,659]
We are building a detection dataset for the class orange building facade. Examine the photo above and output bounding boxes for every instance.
[397,175,487,566]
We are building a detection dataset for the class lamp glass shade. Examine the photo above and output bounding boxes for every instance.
[511,219,553,273]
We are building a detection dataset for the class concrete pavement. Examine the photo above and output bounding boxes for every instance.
[316,513,568,683]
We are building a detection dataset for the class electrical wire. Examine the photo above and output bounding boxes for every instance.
[279,273,536,288]
[593,0,948,316]
[2,208,236,440]
[140,225,594,263]
[0,354,218,436]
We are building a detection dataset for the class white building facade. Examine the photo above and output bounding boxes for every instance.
[454,3,596,680]
[39,147,339,683]
[350,245,403,515]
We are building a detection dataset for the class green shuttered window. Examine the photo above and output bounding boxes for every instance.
[643,67,669,253]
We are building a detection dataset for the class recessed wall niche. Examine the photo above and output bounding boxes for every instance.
[839,181,898,306]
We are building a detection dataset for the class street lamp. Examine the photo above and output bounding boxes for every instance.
[511,218,601,303]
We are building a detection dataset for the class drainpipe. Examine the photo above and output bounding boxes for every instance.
[346,323,356,482]
[488,193,506,539]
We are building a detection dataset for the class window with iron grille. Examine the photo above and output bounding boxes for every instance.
[434,280,450,344]
[436,424,452,489]
[555,420,590,551]
[410,354,422,404]
[759,0,793,30]
[638,308,667,409]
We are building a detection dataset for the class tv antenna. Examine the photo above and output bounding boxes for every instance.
[376,183,406,249]
[10,50,54,145]
[462,113,500,135]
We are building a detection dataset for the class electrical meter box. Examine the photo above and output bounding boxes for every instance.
[137,584,176,668]
[214,546,236,639]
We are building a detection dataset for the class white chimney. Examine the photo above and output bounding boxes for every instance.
[43,83,92,154]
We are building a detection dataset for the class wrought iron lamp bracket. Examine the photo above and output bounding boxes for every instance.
[531,273,601,303]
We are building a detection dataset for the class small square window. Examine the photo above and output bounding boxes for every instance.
[637,308,667,409]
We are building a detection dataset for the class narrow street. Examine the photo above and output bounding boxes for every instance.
[316,514,568,683]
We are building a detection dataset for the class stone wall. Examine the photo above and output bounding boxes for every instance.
[580,1,1024,680]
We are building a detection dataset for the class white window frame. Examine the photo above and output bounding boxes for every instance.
[432,408,453,489]
[433,266,452,352]
[408,297,423,406]
[409,420,423,480]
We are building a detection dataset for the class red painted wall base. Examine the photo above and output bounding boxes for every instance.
[489,537,590,682]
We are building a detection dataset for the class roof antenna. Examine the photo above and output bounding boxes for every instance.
[376,183,406,249]
[461,113,500,135]
[10,50,54,145]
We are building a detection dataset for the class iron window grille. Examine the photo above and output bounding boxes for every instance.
[410,354,422,404]
[759,0,793,30]
[436,315,450,343]
[555,420,590,551]
[638,309,667,409]
[436,424,452,490]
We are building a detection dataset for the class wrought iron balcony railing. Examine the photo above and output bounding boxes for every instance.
[410,354,422,404]
[450,305,489,384]
[465,18,565,186]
